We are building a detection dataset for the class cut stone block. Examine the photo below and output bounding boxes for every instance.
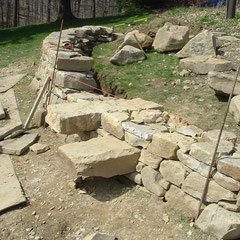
[176,30,216,58]
[208,71,240,96]
[56,55,94,72]
[55,70,96,91]
[177,150,215,178]
[165,185,201,218]
[160,160,187,187]
[196,204,240,240]
[180,56,232,75]
[141,166,166,196]
[101,112,129,140]
[202,129,237,144]
[0,133,38,156]
[0,103,5,119]
[190,141,234,165]
[217,156,240,181]
[0,154,26,212]
[230,95,240,125]
[148,132,195,159]
[0,89,22,140]
[46,98,163,134]
[131,109,163,124]
[125,172,142,185]
[30,143,50,154]
[182,172,237,203]
[153,24,189,52]
[124,132,149,148]
[58,136,140,178]
[139,149,163,169]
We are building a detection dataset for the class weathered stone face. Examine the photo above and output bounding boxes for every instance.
[58,136,141,178]
[153,24,189,52]
[139,149,163,169]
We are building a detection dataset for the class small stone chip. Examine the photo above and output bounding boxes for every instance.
[30,143,50,154]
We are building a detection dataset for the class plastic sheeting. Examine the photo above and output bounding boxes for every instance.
[199,0,226,6]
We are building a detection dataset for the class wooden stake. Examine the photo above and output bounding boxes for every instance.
[133,33,147,59]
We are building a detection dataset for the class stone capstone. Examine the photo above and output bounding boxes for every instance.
[180,56,232,75]
[176,30,216,58]
[165,185,201,218]
[153,24,189,52]
[110,45,146,66]
[196,204,240,240]
[101,112,129,140]
[58,136,141,178]
[141,166,166,196]
[160,160,187,187]
[208,71,240,96]
[138,149,163,169]
[182,172,237,203]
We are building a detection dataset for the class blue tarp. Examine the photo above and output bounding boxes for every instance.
[199,0,226,6]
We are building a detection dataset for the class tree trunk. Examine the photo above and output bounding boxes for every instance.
[92,0,96,18]
[57,0,74,20]
[0,0,4,28]
[47,0,51,22]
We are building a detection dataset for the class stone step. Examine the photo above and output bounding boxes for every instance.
[58,135,141,178]
[46,98,163,134]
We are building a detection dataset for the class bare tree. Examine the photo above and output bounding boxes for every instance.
[57,0,74,20]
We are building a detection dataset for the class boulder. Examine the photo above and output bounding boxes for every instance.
[182,172,237,203]
[230,95,240,125]
[208,71,240,96]
[124,132,149,148]
[56,55,94,72]
[180,56,232,75]
[58,136,141,178]
[153,24,189,52]
[176,30,216,58]
[190,141,234,165]
[165,185,201,218]
[159,160,187,187]
[217,156,240,181]
[177,150,215,178]
[110,45,146,66]
[55,70,96,91]
[141,166,166,196]
[118,30,153,50]
[196,204,240,240]
[213,171,240,192]
[138,149,163,169]
[101,112,129,140]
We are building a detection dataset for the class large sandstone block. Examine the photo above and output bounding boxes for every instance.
[139,149,163,169]
[218,156,240,181]
[190,141,234,165]
[230,95,240,125]
[56,55,94,72]
[208,71,240,96]
[180,56,232,75]
[110,45,146,66]
[141,166,167,196]
[196,204,240,240]
[153,24,189,52]
[160,160,187,187]
[101,112,129,140]
[177,150,215,177]
[176,30,216,58]
[182,172,237,203]
[58,136,141,178]
[165,185,201,218]
[55,71,96,91]
[148,132,195,159]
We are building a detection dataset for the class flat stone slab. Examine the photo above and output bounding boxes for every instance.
[67,92,114,103]
[0,154,26,212]
[30,143,50,154]
[58,136,141,178]
[83,232,116,240]
[0,74,25,93]
[0,133,38,155]
[46,98,162,134]
[0,89,22,140]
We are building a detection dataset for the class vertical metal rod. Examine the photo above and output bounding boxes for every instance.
[196,66,240,219]
[46,19,64,106]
